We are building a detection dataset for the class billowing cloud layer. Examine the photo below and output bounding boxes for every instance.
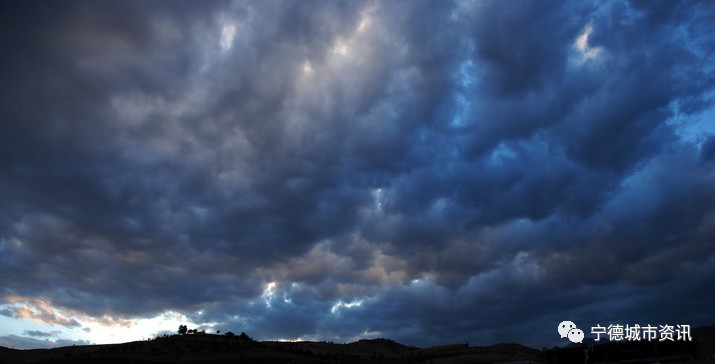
[1,0,714,348]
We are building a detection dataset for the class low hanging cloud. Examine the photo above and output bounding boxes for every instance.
[1,0,714,349]
[23,330,62,338]
[0,335,90,350]
[0,298,82,329]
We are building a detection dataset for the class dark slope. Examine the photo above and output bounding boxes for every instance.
[0,334,544,364]
[4,327,714,364]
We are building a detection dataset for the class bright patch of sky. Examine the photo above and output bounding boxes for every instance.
[220,23,236,52]
[569,22,605,68]
[372,187,384,212]
[574,23,604,60]
[0,303,203,346]
[330,299,364,314]
[261,281,277,307]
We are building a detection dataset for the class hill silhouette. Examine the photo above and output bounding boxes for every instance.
[0,333,543,364]
[1,325,714,364]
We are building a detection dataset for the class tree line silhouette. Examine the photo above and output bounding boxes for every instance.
[177,324,254,341]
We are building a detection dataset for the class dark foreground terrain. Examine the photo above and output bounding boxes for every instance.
[0,325,713,364]
[0,334,543,364]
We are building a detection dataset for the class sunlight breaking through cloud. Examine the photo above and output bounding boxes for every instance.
[574,22,604,61]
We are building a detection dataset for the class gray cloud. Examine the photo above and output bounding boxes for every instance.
[23,330,61,338]
[0,335,90,350]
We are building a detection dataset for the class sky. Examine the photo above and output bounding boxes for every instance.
[1,0,714,350]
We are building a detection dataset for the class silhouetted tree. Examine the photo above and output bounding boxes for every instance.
[239,331,254,341]
[178,325,188,335]
[225,331,235,337]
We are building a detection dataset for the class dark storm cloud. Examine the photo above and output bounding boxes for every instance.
[1,0,714,348]
[702,135,715,162]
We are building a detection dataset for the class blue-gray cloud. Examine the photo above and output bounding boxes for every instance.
[1,0,714,349]
[0,335,90,350]
[23,330,61,338]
